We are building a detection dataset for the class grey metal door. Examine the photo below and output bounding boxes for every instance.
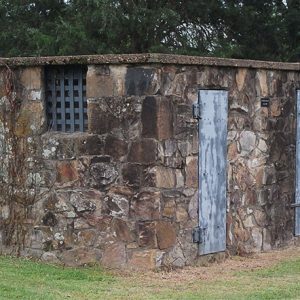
[198,90,228,255]
[295,90,300,235]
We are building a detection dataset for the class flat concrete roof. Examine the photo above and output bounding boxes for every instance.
[0,53,299,71]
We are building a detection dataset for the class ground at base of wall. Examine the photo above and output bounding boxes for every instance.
[120,245,300,279]
[1,245,300,300]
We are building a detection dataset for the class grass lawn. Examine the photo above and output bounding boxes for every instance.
[1,247,300,299]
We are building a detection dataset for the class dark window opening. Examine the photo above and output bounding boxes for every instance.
[45,65,88,132]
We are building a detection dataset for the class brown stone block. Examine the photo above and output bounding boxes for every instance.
[162,199,176,218]
[15,101,45,136]
[20,67,42,90]
[88,162,118,188]
[104,135,128,159]
[141,96,174,140]
[56,161,79,184]
[88,100,120,134]
[60,247,101,267]
[146,166,176,188]
[77,230,97,247]
[102,192,129,219]
[101,243,127,268]
[128,139,157,164]
[125,67,158,96]
[137,221,157,248]
[228,142,238,161]
[236,68,248,91]
[234,226,250,242]
[156,221,176,250]
[75,135,105,156]
[130,191,160,220]
[186,156,198,188]
[113,218,135,242]
[122,163,143,186]
[127,249,157,270]
[86,66,114,98]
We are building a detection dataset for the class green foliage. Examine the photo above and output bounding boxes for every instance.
[0,0,299,61]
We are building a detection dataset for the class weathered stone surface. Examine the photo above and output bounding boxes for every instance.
[156,221,176,250]
[176,206,189,222]
[239,131,256,156]
[113,219,135,242]
[236,68,247,91]
[188,193,198,220]
[162,199,176,218]
[147,166,176,188]
[141,96,174,140]
[20,67,42,90]
[185,156,198,188]
[60,247,101,266]
[88,100,121,134]
[127,249,158,270]
[130,191,160,220]
[125,67,158,96]
[103,192,129,218]
[41,252,61,264]
[138,221,157,248]
[56,161,79,184]
[86,65,113,97]
[122,163,143,186]
[70,192,96,213]
[128,139,157,164]
[0,60,298,270]
[75,135,105,156]
[101,243,127,268]
[104,135,128,159]
[15,101,45,136]
[77,230,96,247]
[88,162,118,187]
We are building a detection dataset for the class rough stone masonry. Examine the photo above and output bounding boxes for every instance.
[0,54,299,269]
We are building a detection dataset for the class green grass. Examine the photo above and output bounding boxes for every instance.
[1,254,300,299]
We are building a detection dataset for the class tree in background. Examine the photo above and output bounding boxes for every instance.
[0,0,298,61]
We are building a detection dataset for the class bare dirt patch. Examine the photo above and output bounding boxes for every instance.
[120,246,300,286]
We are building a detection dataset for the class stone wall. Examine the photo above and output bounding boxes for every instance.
[0,55,299,269]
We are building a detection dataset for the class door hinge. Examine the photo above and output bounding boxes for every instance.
[192,226,206,244]
[192,103,201,119]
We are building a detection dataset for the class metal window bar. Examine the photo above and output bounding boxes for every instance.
[45,65,87,132]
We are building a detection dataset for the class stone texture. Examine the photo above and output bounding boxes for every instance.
[128,139,157,164]
[104,135,128,159]
[186,156,198,188]
[138,221,157,248]
[0,59,298,271]
[130,191,161,220]
[128,249,158,270]
[56,161,79,184]
[88,162,118,187]
[86,65,114,97]
[147,166,176,188]
[60,247,101,266]
[141,96,174,140]
[156,221,176,250]
[101,243,127,268]
[20,67,42,90]
[41,252,61,264]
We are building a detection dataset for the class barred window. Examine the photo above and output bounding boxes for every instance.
[45,66,87,132]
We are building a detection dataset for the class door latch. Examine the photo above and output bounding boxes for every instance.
[192,103,201,120]
[192,226,206,244]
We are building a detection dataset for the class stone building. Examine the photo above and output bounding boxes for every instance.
[0,54,299,269]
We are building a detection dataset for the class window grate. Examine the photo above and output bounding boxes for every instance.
[45,65,87,132]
